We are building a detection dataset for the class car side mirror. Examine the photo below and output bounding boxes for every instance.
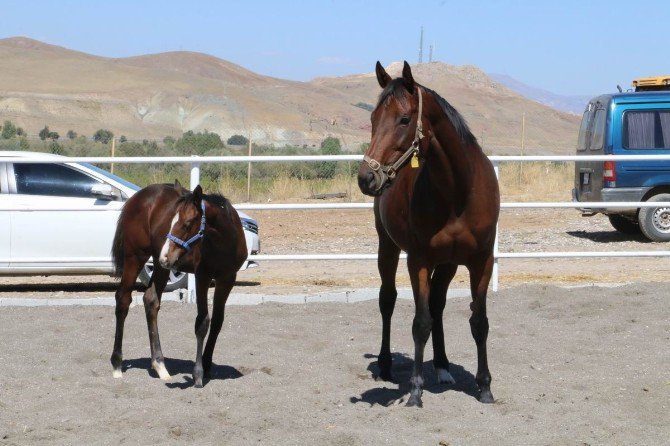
[91,183,118,200]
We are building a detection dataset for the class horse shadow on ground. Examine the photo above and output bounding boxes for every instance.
[350,352,479,406]
[122,357,243,389]
[566,230,649,244]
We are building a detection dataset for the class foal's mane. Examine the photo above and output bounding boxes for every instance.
[377,78,476,145]
[177,192,232,216]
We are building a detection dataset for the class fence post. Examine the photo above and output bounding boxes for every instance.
[188,158,201,303]
[492,162,500,292]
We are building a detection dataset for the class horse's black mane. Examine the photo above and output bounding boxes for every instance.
[377,78,476,145]
[178,191,231,214]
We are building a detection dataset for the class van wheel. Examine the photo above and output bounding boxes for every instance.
[607,214,641,235]
[138,264,188,292]
[638,193,670,242]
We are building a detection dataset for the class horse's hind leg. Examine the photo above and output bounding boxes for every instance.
[430,263,458,385]
[202,273,236,380]
[143,264,171,380]
[192,273,212,388]
[111,255,145,378]
[376,225,401,381]
[467,252,495,403]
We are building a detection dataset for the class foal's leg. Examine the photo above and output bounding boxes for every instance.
[111,255,145,378]
[202,273,236,380]
[376,225,401,381]
[192,273,212,388]
[143,264,171,380]
[430,263,458,385]
[467,252,495,403]
[406,256,433,407]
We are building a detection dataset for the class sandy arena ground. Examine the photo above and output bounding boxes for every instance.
[0,208,669,445]
[0,283,669,445]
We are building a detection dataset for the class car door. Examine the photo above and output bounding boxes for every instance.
[0,162,10,267]
[7,162,124,273]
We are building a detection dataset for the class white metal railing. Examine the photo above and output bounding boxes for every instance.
[4,153,670,297]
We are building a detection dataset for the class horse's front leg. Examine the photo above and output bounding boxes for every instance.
[376,228,401,381]
[467,252,495,403]
[406,256,433,407]
[202,273,236,379]
[143,264,170,380]
[193,273,212,388]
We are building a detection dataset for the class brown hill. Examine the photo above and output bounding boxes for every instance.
[0,37,579,153]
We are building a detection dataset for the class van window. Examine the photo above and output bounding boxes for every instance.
[590,109,606,151]
[577,109,593,151]
[623,110,670,149]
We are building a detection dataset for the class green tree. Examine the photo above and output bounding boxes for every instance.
[227,134,249,146]
[93,129,114,144]
[66,130,77,140]
[317,137,342,178]
[119,135,128,143]
[163,136,175,145]
[175,130,224,155]
[39,126,50,141]
[48,131,60,141]
[16,127,25,137]
[1,120,17,139]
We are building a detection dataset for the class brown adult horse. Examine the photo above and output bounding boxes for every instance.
[358,62,500,407]
[110,182,247,387]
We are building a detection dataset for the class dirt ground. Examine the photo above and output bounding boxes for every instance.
[0,282,668,445]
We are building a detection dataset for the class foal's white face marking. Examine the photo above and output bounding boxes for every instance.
[159,211,180,268]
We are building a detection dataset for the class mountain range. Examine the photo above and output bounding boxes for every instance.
[0,37,581,154]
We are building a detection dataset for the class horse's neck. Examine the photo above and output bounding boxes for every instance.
[420,120,473,214]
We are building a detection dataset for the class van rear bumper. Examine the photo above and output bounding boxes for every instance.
[573,187,651,214]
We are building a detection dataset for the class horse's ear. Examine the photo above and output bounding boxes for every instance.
[193,185,203,204]
[174,179,182,188]
[402,61,415,90]
[376,61,392,89]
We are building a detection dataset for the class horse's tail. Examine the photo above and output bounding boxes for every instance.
[111,213,125,278]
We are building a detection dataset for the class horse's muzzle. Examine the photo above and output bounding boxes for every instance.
[357,165,388,197]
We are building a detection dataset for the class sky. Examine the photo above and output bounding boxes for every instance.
[0,0,667,96]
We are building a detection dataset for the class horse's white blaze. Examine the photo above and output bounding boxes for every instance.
[112,369,123,379]
[159,212,180,266]
[152,361,172,380]
[436,368,456,384]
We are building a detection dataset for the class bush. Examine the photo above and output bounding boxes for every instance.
[39,126,50,141]
[93,129,114,144]
[1,120,17,139]
[227,134,249,146]
[317,137,342,178]
[175,130,225,155]
[67,130,77,140]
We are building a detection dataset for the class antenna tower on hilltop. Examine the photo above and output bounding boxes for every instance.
[429,44,433,62]
[418,26,424,63]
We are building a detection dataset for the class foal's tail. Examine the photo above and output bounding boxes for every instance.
[111,213,125,278]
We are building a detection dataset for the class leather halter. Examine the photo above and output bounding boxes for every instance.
[363,86,425,194]
[166,201,206,252]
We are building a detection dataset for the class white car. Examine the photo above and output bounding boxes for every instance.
[0,151,260,291]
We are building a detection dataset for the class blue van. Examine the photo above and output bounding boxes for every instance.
[572,91,670,241]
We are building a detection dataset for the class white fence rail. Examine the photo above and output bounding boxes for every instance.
[4,153,670,296]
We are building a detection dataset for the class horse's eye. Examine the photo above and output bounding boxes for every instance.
[399,116,410,126]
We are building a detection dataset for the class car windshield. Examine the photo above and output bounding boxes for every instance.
[81,163,141,191]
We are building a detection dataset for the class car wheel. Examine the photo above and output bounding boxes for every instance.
[607,214,641,235]
[138,263,188,292]
[638,193,670,242]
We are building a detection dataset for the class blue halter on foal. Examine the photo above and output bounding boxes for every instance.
[166,201,206,252]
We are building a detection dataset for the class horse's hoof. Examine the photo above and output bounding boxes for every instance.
[194,380,204,389]
[479,389,494,404]
[405,395,423,408]
[152,361,172,380]
[435,368,456,385]
[112,369,123,379]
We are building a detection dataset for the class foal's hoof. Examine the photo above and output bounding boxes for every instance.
[405,394,423,408]
[479,389,495,404]
[152,361,172,380]
[435,367,456,385]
